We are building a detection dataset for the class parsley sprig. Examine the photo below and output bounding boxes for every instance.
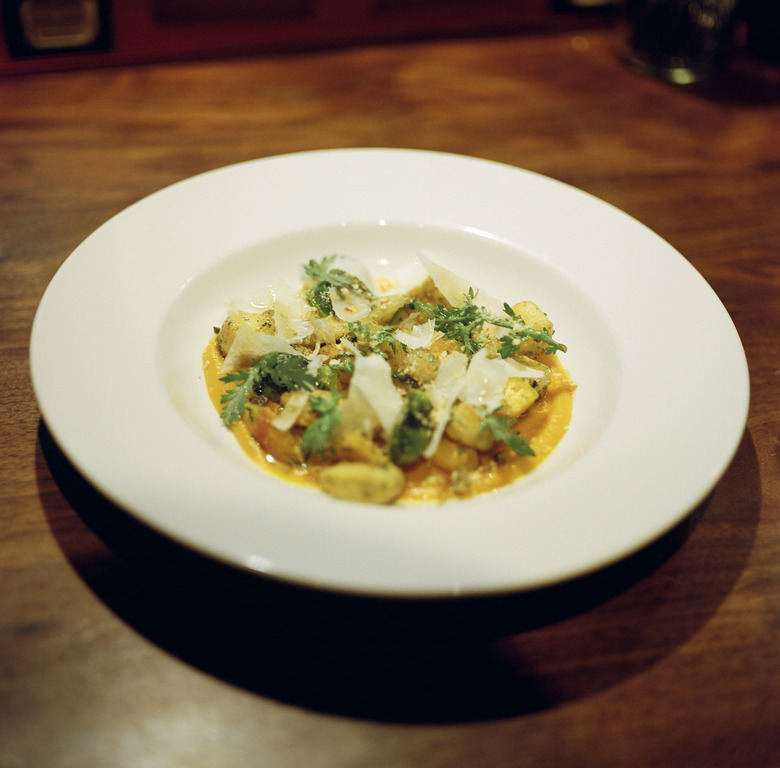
[219,352,317,426]
[416,289,566,357]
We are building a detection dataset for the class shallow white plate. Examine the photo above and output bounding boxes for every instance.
[30,149,749,597]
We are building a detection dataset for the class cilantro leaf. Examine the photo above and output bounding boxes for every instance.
[301,391,342,456]
[481,412,535,457]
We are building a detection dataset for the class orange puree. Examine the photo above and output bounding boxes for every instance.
[203,337,575,502]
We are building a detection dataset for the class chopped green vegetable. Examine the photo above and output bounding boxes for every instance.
[389,389,434,465]
[307,281,334,317]
[481,412,535,457]
[301,391,342,456]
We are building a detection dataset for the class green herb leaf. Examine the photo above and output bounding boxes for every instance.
[496,303,566,358]
[307,281,334,317]
[414,289,487,355]
[219,353,316,426]
[329,356,355,375]
[481,412,535,457]
[259,352,317,393]
[415,291,566,357]
[301,391,342,456]
[348,320,398,355]
[303,255,373,316]
[219,362,264,426]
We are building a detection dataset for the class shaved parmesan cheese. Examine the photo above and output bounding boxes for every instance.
[328,255,377,293]
[335,386,380,438]
[267,280,312,343]
[337,337,360,357]
[374,260,428,296]
[329,285,372,322]
[221,325,302,372]
[394,319,439,350]
[461,348,542,413]
[422,351,468,458]
[306,352,327,378]
[419,253,505,315]
[504,356,546,380]
[338,353,402,440]
[272,390,310,431]
[310,317,337,345]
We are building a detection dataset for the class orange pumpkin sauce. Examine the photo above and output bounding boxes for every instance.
[203,337,575,503]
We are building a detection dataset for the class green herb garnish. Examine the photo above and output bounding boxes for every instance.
[348,320,398,356]
[481,412,535,457]
[416,290,566,357]
[219,352,317,425]
[260,352,317,393]
[301,391,342,456]
[219,365,263,426]
[496,302,566,358]
[303,254,373,316]
[329,355,355,375]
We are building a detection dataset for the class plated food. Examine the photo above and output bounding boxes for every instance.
[30,149,749,594]
[204,253,575,504]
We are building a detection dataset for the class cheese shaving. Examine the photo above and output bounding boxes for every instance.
[338,352,402,440]
[329,285,372,322]
[267,280,313,343]
[272,390,310,431]
[328,255,377,293]
[221,325,302,372]
[422,351,468,458]
[419,253,505,315]
[461,348,541,413]
[394,319,438,349]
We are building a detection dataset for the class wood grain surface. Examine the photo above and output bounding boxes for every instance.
[1,24,779,768]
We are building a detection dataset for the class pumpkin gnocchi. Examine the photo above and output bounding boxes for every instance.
[204,254,575,504]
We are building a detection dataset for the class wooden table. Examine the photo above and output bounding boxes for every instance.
[2,24,779,768]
